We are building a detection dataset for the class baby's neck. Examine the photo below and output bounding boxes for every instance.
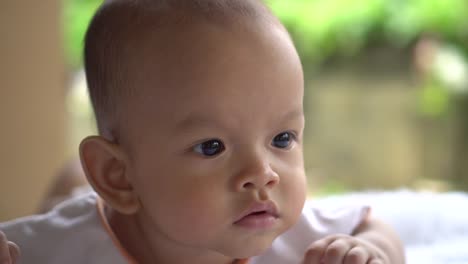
[105,205,237,264]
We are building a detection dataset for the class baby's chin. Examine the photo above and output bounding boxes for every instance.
[217,232,282,259]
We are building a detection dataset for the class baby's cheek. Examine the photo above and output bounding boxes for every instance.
[163,198,223,241]
[281,169,307,222]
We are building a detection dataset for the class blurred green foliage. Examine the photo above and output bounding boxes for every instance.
[64,0,468,67]
[418,81,451,117]
[63,0,101,67]
[269,0,468,64]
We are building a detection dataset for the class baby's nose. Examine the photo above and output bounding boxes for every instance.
[234,158,280,191]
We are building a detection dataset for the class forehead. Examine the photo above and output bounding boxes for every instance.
[124,20,303,130]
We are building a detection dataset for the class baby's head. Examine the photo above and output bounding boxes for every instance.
[80,0,306,261]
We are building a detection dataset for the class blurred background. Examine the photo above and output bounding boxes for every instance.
[1,0,467,221]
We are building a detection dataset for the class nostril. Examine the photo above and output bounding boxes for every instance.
[266,178,278,187]
[242,182,254,189]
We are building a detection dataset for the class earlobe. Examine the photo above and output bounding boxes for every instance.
[79,136,140,214]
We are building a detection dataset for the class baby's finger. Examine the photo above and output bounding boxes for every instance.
[0,231,12,264]
[322,239,351,264]
[367,258,384,264]
[343,247,369,264]
[302,239,328,264]
[8,242,20,264]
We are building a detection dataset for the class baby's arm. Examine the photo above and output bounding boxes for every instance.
[302,217,405,264]
[0,231,20,264]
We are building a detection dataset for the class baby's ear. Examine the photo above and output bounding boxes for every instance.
[79,136,140,214]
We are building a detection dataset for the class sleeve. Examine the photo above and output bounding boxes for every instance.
[302,201,371,236]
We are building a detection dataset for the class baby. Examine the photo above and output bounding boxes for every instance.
[0,0,404,263]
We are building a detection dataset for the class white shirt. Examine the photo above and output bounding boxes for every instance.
[1,192,369,264]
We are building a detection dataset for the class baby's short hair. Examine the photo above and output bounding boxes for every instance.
[84,0,279,140]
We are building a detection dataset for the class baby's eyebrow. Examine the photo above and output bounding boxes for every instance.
[174,108,304,132]
[278,108,304,122]
[174,114,225,131]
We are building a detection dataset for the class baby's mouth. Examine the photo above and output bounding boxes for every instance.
[234,201,279,229]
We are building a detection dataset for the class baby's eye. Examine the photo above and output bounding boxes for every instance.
[271,132,295,149]
[193,139,225,157]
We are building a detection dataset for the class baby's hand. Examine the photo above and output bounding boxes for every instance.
[302,234,387,264]
[0,231,20,264]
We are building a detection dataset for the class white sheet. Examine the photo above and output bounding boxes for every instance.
[314,190,468,264]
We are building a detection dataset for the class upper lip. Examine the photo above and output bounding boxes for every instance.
[234,200,279,223]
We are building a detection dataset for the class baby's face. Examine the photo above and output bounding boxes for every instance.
[121,21,306,258]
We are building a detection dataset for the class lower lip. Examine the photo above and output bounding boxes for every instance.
[234,213,278,229]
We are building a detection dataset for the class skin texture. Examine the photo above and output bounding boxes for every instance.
[80,19,307,264]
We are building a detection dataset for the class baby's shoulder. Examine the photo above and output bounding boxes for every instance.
[1,191,99,234]
[0,192,125,264]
